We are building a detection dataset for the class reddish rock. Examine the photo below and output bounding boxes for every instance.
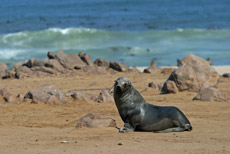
[95,90,115,104]
[193,87,227,102]
[54,50,86,70]
[162,54,219,93]
[0,63,10,79]
[75,113,117,128]
[24,84,67,104]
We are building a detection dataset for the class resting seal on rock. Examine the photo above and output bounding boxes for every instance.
[112,77,192,133]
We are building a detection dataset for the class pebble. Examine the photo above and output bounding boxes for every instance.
[60,140,68,144]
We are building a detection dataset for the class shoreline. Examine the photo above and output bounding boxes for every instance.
[136,65,230,75]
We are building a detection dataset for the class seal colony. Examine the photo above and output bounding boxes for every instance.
[112,77,192,133]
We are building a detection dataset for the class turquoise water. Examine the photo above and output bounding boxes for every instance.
[1,28,229,67]
[0,0,230,68]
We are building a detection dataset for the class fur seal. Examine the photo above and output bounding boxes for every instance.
[112,77,192,133]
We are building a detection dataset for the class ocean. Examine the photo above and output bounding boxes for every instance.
[0,0,230,68]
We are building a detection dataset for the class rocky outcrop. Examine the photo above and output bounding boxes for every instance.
[193,87,227,102]
[161,54,219,93]
[24,84,67,104]
[75,113,116,128]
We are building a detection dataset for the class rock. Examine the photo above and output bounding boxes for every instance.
[109,61,129,72]
[45,59,68,74]
[223,73,230,78]
[0,63,10,79]
[0,63,8,75]
[148,82,163,91]
[0,89,17,103]
[143,59,161,73]
[193,87,227,102]
[78,52,95,66]
[161,54,219,93]
[14,65,34,79]
[95,90,115,104]
[24,84,67,104]
[24,58,48,68]
[47,51,56,59]
[75,113,116,128]
[65,90,91,102]
[94,58,110,67]
[31,66,57,76]
[161,80,178,94]
[54,50,86,70]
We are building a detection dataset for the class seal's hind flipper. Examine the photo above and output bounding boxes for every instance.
[153,127,185,133]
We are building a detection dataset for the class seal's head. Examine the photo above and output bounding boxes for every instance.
[113,77,132,95]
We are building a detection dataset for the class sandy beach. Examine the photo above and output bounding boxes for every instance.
[0,65,230,154]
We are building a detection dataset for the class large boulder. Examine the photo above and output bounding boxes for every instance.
[75,113,116,128]
[161,54,219,93]
[52,50,86,70]
[193,87,227,102]
[24,84,67,104]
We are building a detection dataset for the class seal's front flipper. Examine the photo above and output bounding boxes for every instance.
[119,123,135,133]
[153,127,185,133]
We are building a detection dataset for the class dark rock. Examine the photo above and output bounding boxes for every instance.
[95,90,115,104]
[109,61,129,72]
[75,113,116,128]
[161,81,178,94]
[78,52,95,66]
[193,87,227,102]
[143,68,152,73]
[223,73,230,78]
[24,84,67,104]
[161,54,219,93]
[47,51,56,59]
[94,58,110,67]
[65,90,91,102]
[54,50,86,70]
